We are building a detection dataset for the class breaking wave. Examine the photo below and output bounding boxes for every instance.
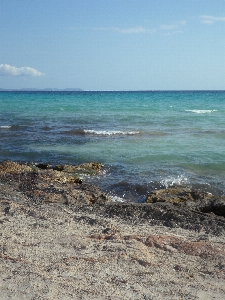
[84,129,140,136]
[0,125,27,130]
[185,110,217,114]
[160,175,190,189]
[65,129,140,136]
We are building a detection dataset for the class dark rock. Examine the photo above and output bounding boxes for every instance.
[0,161,110,205]
[1,161,225,236]
[146,187,212,204]
[35,163,50,170]
[195,197,225,218]
[53,165,64,171]
[145,187,225,221]
[74,202,225,235]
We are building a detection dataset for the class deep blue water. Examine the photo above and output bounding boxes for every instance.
[1,91,225,201]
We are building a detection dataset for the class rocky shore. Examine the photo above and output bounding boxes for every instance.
[1,161,225,299]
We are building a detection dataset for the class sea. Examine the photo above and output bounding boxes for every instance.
[0,90,225,202]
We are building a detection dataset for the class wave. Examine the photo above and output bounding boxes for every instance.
[106,175,190,202]
[64,129,140,136]
[0,125,26,130]
[185,109,217,114]
[160,174,190,189]
[108,194,125,202]
[84,129,140,136]
[0,125,11,129]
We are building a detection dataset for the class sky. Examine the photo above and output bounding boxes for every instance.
[0,0,225,91]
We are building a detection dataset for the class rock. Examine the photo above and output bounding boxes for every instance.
[0,161,110,205]
[146,187,225,220]
[146,187,212,204]
[86,201,225,235]
[0,161,33,174]
[39,169,83,184]
[35,163,50,169]
[63,162,104,176]
[195,196,225,218]
[52,165,64,171]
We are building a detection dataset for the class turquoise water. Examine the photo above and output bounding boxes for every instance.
[0,91,225,201]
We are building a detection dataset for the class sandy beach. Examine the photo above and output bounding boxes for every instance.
[1,161,225,299]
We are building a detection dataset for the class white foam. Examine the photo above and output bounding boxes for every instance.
[108,194,125,202]
[84,129,139,136]
[160,174,189,189]
[0,125,11,129]
[185,110,217,114]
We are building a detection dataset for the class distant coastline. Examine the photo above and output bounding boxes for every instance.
[0,88,83,92]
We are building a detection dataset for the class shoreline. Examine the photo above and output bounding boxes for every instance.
[1,160,225,299]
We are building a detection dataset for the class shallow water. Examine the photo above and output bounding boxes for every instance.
[1,90,225,201]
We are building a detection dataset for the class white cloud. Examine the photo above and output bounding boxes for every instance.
[118,26,155,34]
[0,64,44,76]
[95,26,155,34]
[160,21,186,30]
[95,20,185,35]
[160,24,177,30]
[200,15,225,24]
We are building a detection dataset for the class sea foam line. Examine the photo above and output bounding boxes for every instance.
[84,129,140,136]
[0,125,11,129]
[185,110,217,114]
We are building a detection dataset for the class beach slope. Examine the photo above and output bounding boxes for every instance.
[1,161,225,299]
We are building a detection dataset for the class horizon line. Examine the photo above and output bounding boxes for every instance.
[1,88,225,92]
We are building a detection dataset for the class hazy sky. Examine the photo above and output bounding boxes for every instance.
[1,0,225,90]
